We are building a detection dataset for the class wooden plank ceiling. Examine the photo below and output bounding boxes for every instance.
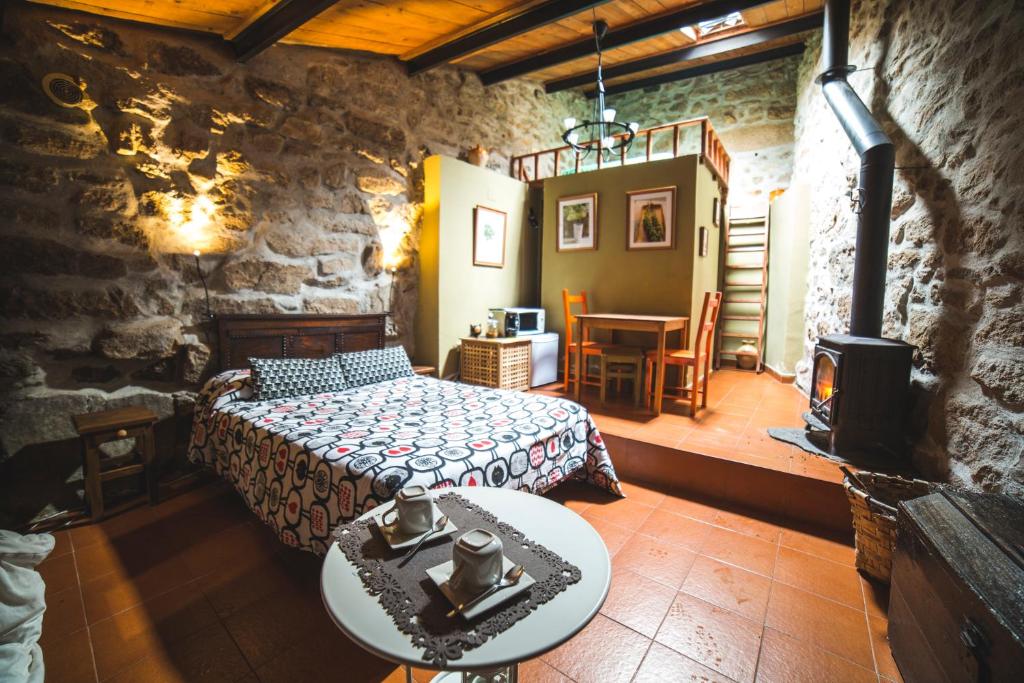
[31,0,823,96]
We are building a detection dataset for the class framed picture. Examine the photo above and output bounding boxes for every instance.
[699,226,709,257]
[627,186,676,250]
[557,193,598,251]
[473,205,506,267]
[712,197,719,226]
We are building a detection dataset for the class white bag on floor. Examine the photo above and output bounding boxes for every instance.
[0,531,54,683]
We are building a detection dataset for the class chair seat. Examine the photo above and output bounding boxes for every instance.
[569,341,613,353]
[604,346,645,362]
[645,348,694,362]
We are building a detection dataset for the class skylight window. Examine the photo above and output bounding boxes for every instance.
[698,11,745,34]
[679,11,746,41]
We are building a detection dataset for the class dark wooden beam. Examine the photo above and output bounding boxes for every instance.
[586,42,805,98]
[549,12,820,92]
[405,0,609,75]
[230,0,339,62]
[479,0,772,86]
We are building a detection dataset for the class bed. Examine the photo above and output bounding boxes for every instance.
[187,314,622,554]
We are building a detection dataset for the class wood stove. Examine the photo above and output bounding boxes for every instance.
[768,0,917,465]
[809,335,914,456]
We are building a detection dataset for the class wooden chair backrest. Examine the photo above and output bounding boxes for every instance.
[562,289,591,346]
[693,291,723,363]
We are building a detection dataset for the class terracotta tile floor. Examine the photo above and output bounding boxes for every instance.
[38,479,901,683]
[533,369,849,484]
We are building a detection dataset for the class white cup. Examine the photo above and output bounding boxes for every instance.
[382,485,434,535]
[450,528,503,593]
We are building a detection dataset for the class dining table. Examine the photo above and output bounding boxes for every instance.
[573,313,689,416]
[320,486,611,682]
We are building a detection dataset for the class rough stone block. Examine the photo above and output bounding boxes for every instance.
[0,235,127,279]
[94,317,184,359]
[971,348,1024,409]
[222,258,311,295]
[147,43,220,77]
[356,173,405,196]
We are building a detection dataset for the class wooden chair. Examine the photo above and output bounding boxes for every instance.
[562,288,612,392]
[644,291,723,416]
[599,348,644,406]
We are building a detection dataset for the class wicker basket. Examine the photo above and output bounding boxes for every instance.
[460,338,531,391]
[841,468,936,583]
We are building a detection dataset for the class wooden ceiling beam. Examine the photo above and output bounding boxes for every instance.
[479,0,773,86]
[547,11,820,92]
[587,42,806,98]
[230,0,340,62]
[403,0,610,76]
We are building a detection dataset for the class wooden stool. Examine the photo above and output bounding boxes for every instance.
[72,406,159,520]
[599,348,645,406]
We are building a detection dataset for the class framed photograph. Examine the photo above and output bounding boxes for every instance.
[557,193,598,251]
[699,226,709,257]
[627,186,676,250]
[712,197,719,226]
[473,205,506,267]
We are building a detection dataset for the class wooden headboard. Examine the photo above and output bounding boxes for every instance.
[216,314,387,371]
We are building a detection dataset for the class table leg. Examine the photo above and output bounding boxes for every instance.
[406,665,414,683]
[653,326,667,416]
[574,320,583,403]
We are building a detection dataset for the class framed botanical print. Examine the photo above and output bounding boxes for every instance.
[557,193,598,251]
[473,205,507,267]
[699,226,709,257]
[627,186,676,250]
[712,197,720,226]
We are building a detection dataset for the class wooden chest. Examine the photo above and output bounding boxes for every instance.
[889,489,1024,683]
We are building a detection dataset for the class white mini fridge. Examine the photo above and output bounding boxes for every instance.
[528,332,559,387]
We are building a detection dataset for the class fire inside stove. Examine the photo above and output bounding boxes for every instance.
[811,350,839,422]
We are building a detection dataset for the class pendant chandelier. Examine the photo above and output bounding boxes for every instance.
[561,19,638,160]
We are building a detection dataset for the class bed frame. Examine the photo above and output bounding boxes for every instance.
[215,314,387,371]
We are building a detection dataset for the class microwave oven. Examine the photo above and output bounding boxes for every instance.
[489,307,545,337]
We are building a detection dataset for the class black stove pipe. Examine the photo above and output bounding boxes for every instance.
[817,0,895,338]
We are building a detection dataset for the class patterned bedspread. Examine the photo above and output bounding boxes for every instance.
[188,370,622,554]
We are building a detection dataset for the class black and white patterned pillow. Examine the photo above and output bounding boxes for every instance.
[334,346,414,388]
[249,357,348,401]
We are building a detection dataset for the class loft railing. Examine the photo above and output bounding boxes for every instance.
[510,116,730,188]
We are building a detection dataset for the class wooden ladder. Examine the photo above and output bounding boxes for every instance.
[716,214,769,372]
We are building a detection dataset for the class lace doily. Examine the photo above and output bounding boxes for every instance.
[330,492,582,667]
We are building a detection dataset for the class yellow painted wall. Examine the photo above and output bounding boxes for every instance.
[540,155,720,357]
[417,156,533,377]
[765,184,810,376]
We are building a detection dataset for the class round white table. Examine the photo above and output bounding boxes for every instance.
[320,487,611,683]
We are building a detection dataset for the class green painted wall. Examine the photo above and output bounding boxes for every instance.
[417,156,533,377]
[765,184,810,376]
[692,159,724,349]
[540,155,721,356]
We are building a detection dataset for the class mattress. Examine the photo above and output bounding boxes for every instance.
[188,370,622,554]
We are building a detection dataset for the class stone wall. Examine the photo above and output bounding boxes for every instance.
[0,3,584,519]
[791,0,1023,494]
[606,55,800,214]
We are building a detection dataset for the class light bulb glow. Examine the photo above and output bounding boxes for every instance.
[563,117,577,129]
[567,132,579,144]
[603,108,616,122]
[165,193,218,253]
[602,137,615,148]
[628,122,640,133]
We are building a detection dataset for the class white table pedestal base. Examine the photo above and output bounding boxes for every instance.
[417,664,518,683]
